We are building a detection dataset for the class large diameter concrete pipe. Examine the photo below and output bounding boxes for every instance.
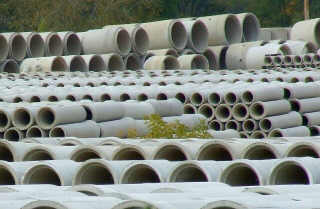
[141,20,188,51]
[146,98,184,117]
[123,101,155,119]
[4,127,25,141]
[112,145,147,161]
[124,53,142,70]
[303,112,320,126]
[259,111,303,132]
[40,32,64,56]
[82,27,131,56]
[291,18,320,47]
[0,34,9,62]
[99,117,136,138]
[290,97,320,113]
[63,55,88,72]
[0,161,38,185]
[209,120,225,131]
[236,13,260,42]
[0,59,19,73]
[81,101,125,122]
[203,48,218,70]
[36,104,87,130]
[198,14,242,45]
[21,32,45,57]
[232,103,249,121]
[178,54,209,70]
[2,33,27,61]
[21,145,75,161]
[182,20,208,53]
[143,55,180,70]
[12,106,44,131]
[150,142,193,161]
[22,160,80,186]
[241,87,284,104]
[0,107,14,132]
[205,46,228,69]
[285,141,320,158]
[240,141,287,160]
[49,120,101,138]
[269,157,320,185]
[70,145,116,161]
[219,159,279,186]
[249,100,291,120]
[82,54,107,72]
[58,32,82,55]
[268,126,311,138]
[285,40,316,55]
[20,56,68,73]
[0,141,42,162]
[101,53,125,71]
[148,49,179,57]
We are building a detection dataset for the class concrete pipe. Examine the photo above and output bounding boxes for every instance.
[290,97,320,113]
[49,120,101,138]
[60,138,107,146]
[99,117,136,138]
[196,140,237,161]
[303,53,313,65]
[283,55,293,65]
[259,111,303,132]
[209,120,224,131]
[40,32,63,56]
[219,159,279,186]
[284,84,320,99]
[141,19,188,51]
[215,104,232,122]
[180,49,195,55]
[81,54,107,72]
[198,14,242,45]
[121,24,149,55]
[81,101,125,122]
[303,112,320,126]
[190,92,208,107]
[251,131,267,139]
[119,160,177,184]
[198,104,215,119]
[182,20,208,53]
[143,55,180,70]
[82,27,131,56]
[269,157,320,185]
[58,32,82,55]
[4,127,25,141]
[310,126,320,136]
[249,100,291,120]
[285,141,320,158]
[224,91,242,106]
[241,87,284,105]
[268,126,311,138]
[22,145,75,161]
[236,13,260,42]
[2,33,27,61]
[63,55,88,72]
[12,106,43,131]
[184,104,197,114]
[0,141,42,162]
[21,32,45,57]
[124,53,142,70]
[26,125,48,138]
[36,104,87,130]
[123,101,155,119]
[146,99,184,117]
[242,119,259,132]
[0,59,19,73]
[0,34,9,62]
[291,18,320,47]
[208,91,226,106]
[151,142,192,161]
[20,56,68,73]
[178,54,209,70]
[272,55,283,66]
[285,40,317,55]
[243,184,320,196]
[148,49,179,57]
[203,48,218,70]
[101,53,125,71]
[208,129,240,139]
[225,120,242,131]
[22,137,64,145]
[204,46,228,69]
[168,161,223,182]
[70,145,117,161]
[240,141,286,160]
[0,161,38,185]
[22,160,80,186]
[232,103,249,121]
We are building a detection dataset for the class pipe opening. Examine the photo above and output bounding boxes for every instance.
[260,119,272,132]
[290,100,300,112]
[126,55,141,70]
[72,149,101,162]
[203,49,217,69]
[244,145,276,160]
[191,21,208,52]
[134,28,149,54]
[48,35,62,56]
[24,165,61,186]
[216,105,231,121]
[209,120,223,131]
[66,33,81,55]
[27,126,44,138]
[30,96,41,103]
[164,56,179,70]
[170,21,187,50]
[209,93,222,105]
[0,111,10,131]
[176,93,187,103]
[225,16,241,44]
[100,94,111,101]
[108,55,124,71]
[77,191,97,196]
[113,148,145,160]
[0,166,15,185]
[13,97,23,103]
[89,56,106,72]
[271,162,309,185]
[137,93,148,101]
[13,108,31,130]
[284,88,291,99]
[0,144,13,161]
[0,35,8,60]
[121,164,160,184]
[233,104,248,120]
[243,14,259,41]
[154,145,187,161]
[82,106,93,120]
[49,127,65,137]
[12,35,26,61]
[243,119,257,132]
[199,104,214,118]
[170,165,208,182]
[242,91,253,104]
[37,108,55,128]
[225,121,239,130]
[23,149,53,161]
[284,56,292,64]
[4,129,21,141]
[287,145,319,158]
[191,93,204,105]
[70,57,87,72]
[117,29,131,55]
[30,34,45,57]
[225,93,237,105]
[251,131,266,139]
[82,95,93,101]
[66,95,76,101]
[120,93,130,102]
[157,93,168,100]
[51,57,67,72]
[191,55,208,69]
[2,60,19,73]
[222,164,260,186]
[310,126,320,136]
[250,103,264,117]
[198,144,232,161]
[183,104,197,114]
[264,56,273,65]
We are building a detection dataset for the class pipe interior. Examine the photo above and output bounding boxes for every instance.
[226,121,239,130]
[223,165,260,186]
[252,131,266,139]
[154,145,187,161]
[171,165,208,182]
[164,57,179,70]
[30,96,41,103]
[25,166,61,186]
[89,56,106,72]
[225,93,237,104]
[157,93,168,100]
[27,127,43,137]
[113,148,145,160]
[287,145,319,158]
[199,105,213,118]
[191,56,207,69]
[70,57,87,72]
[48,35,62,56]
[30,34,45,57]
[137,93,148,101]
[203,49,217,69]
[225,16,241,44]
[0,112,9,130]
[233,104,248,119]
[191,93,203,105]
[198,144,232,161]
[264,56,273,65]
[72,149,101,162]
[66,34,81,55]
[51,57,67,72]
[13,108,31,128]
[120,93,130,102]
[171,21,187,50]
[209,121,223,131]
[13,97,23,103]
[209,93,222,105]
[191,21,208,52]
[100,94,111,101]
[243,14,259,41]
[184,105,196,114]
[11,35,26,60]
[244,145,277,160]
[0,145,14,161]
[23,149,53,161]
[122,165,160,184]
[76,163,114,185]
[109,55,124,71]
[134,28,149,54]
[117,29,131,55]
[243,120,256,132]
[4,129,21,141]
[272,163,309,185]
[250,103,264,117]
[66,95,76,101]
[50,127,65,137]
[176,93,187,103]
[284,56,292,64]
[0,36,8,60]
[38,108,55,128]
[0,166,15,185]
[2,60,19,73]
[216,105,231,120]
[315,21,320,46]
[126,55,141,70]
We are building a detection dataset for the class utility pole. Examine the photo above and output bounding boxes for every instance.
[304,0,310,20]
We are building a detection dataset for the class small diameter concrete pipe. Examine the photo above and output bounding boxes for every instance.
[215,104,232,122]
[148,49,179,57]
[249,100,291,120]
[183,104,197,114]
[101,53,125,71]
[219,159,280,186]
[290,97,320,113]
[58,31,82,55]
[198,14,242,45]
[36,104,87,130]
[190,92,208,107]
[21,32,45,57]
[232,103,249,121]
[81,54,107,72]
[205,46,228,69]
[99,117,136,138]
[122,101,155,119]
[242,87,284,104]
[22,160,81,186]
[198,104,215,120]
[259,111,303,132]
[40,32,64,56]
[268,126,311,138]
[242,119,259,132]
[268,157,320,185]
[20,56,68,73]
[2,32,27,61]
[26,126,48,138]
[209,120,225,131]
[12,105,46,131]
[272,55,283,66]
[124,53,142,70]
[285,141,320,158]
[0,161,38,185]
[81,101,125,122]
[203,48,218,70]
[303,112,320,126]
[4,127,25,141]
[144,55,180,70]
[82,27,131,56]
[21,145,75,161]
[178,54,209,70]
[208,129,240,139]
[182,19,208,53]
[285,40,317,55]
[0,59,19,73]
[225,120,242,131]
[63,55,88,72]
[0,34,9,62]
[49,120,101,138]
[146,98,184,117]
[291,18,320,47]
[285,84,320,99]
[141,19,188,51]
[236,13,261,42]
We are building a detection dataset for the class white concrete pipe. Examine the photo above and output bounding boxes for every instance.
[22,160,80,186]
[183,104,197,114]
[4,127,25,141]
[124,53,142,70]
[209,120,224,131]
[285,40,316,55]
[236,13,260,42]
[204,46,228,69]
[203,48,218,70]
[20,56,68,73]
[303,112,320,126]
[0,141,43,162]
[63,55,88,72]
[40,32,64,56]
[242,119,259,132]
[0,59,19,73]
[70,145,115,161]
[143,55,180,70]
[0,161,38,185]
[81,101,125,122]
[82,28,131,56]
[112,145,147,161]
[259,111,303,132]
[198,104,215,119]
[99,117,136,138]
[215,104,232,122]
[101,53,125,71]
[284,84,320,99]
[146,98,184,117]
[0,34,9,62]
[2,32,27,61]
[285,141,320,158]
[123,101,155,119]
[21,144,75,161]
[49,120,101,138]
[249,100,291,120]
[182,20,208,53]
[148,49,179,57]
[268,126,311,138]
[208,130,240,139]
[81,54,107,72]
[232,103,249,121]
[58,32,82,55]
[290,97,320,113]
[272,55,283,66]
[240,141,286,160]
[196,140,236,161]
[198,14,242,45]
[151,142,193,161]
[242,87,284,104]
[26,125,48,138]
[21,32,45,57]
[119,24,149,55]
[243,184,320,195]
[178,54,209,70]
[141,20,188,51]
[12,106,44,131]
[291,18,320,47]
[225,120,242,131]
[251,131,267,139]
[269,157,320,185]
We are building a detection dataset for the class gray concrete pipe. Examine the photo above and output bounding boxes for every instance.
[303,112,320,126]
[58,32,82,55]
[178,54,209,70]
[20,56,68,73]
[63,55,88,72]
[21,137,65,145]
[0,161,38,184]
[124,53,142,70]
[198,103,215,120]
[143,55,180,70]
[284,84,320,99]
[49,120,101,138]
[12,105,45,131]
[101,53,125,71]
[225,120,242,132]
[59,138,108,146]
[99,117,136,138]
[203,48,219,70]
[121,24,149,55]
[0,59,19,73]
[236,13,260,42]
[259,111,303,132]
[240,141,288,160]
[149,141,194,161]
[190,92,209,107]
[0,34,9,62]
[70,145,116,161]
[21,32,45,58]
[242,119,259,132]
[241,86,284,104]
[26,125,49,138]
[146,98,184,117]
[215,104,232,122]
[182,19,208,53]
[81,101,125,122]
[148,49,179,57]
[40,32,64,56]
[232,103,249,121]
[209,120,225,131]
[81,54,107,72]
[285,40,317,55]
[123,101,155,119]
[21,144,75,161]
[208,130,240,139]
[290,97,320,113]
[2,32,27,61]
[183,103,197,114]
[285,141,320,158]
[4,127,25,141]
[291,18,320,47]
[249,100,291,120]
[268,126,311,138]
[251,131,267,139]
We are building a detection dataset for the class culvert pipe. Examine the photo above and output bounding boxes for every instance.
[20,56,68,73]
[148,49,179,57]
[198,14,242,45]
[182,20,208,53]
[2,32,27,61]
[251,131,267,139]
[208,130,240,139]
[99,117,136,138]
[291,18,320,47]
[26,125,48,138]
[146,98,184,117]
[21,145,75,161]
[259,111,303,132]
[269,157,320,185]
[178,54,209,70]
[190,92,208,107]
[219,159,279,186]
[40,32,64,56]
[12,106,44,131]
[303,112,320,126]
[225,120,242,131]
[143,55,180,70]
[82,27,131,56]
[81,54,107,72]
[121,24,149,55]
[0,59,19,73]
[285,40,317,55]
[285,141,320,158]
[284,84,320,99]
[4,127,25,141]
[22,160,80,186]
[242,118,259,132]
[112,145,148,161]
[0,34,9,62]
[124,53,142,70]
[240,141,287,160]
[81,101,125,122]
[183,104,197,114]
[268,126,311,138]
[241,87,284,104]
[151,142,193,161]
[272,55,283,66]
[290,97,320,113]
[21,32,45,57]
[63,55,88,72]
[232,103,249,121]
[0,161,38,185]
[249,100,291,120]
[203,48,218,70]
[215,104,232,122]
[70,145,115,162]
[0,141,41,162]
[243,184,320,195]
[123,101,155,119]
[209,120,224,131]
[49,120,101,138]
[303,53,313,64]
[60,138,106,146]
[198,104,215,119]
[58,31,82,55]
[141,19,188,51]
[236,13,260,42]
[101,53,125,71]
